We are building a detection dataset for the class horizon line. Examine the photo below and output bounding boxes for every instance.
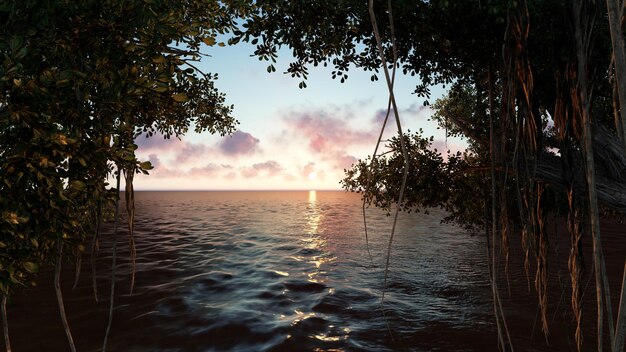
[122,188,347,192]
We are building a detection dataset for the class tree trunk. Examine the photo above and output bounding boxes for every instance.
[55,238,76,352]
[614,261,626,351]
[102,170,122,352]
[606,0,626,151]
[2,294,11,352]
[574,1,612,349]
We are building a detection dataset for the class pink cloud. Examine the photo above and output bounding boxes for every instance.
[145,154,235,179]
[299,162,326,181]
[241,160,284,178]
[279,107,393,175]
[188,163,222,177]
[136,132,184,153]
[372,103,431,125]
[336,154,358,169]
[145,154,182,177]
[431,140,466,157]
[301,162,315,177]
[177,142,211,163]
[219,130,260,155]
[138,130,261,164]
[286,113,374,153]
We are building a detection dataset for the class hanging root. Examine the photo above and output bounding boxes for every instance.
[369,0,410,294]
[102,170,122,352]
[368,0,409,343]
[2,294,11,352]
[534,182,550,341]
[91,200,102,302]
[124,168,137,295]
[72,247,82,290]
[363,97,392,263]
[55,238,77,352]
[362,0,399,264]
[500,197,511,297]
[567,189,584,351]
[614,260,626,351]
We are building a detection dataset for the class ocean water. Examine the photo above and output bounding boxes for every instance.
[6,191,497,351]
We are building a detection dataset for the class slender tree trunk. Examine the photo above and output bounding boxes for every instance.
[488,66,511,352]
[102,170,122,352]
[2,294,11,352]
[368,0,410,302]
[55,238,76,352]
[614,261,626,351]
[91,200,102,302]
[574,2,612,349]
[72,250,82,290]
[124,168,137,295]
[606,0,626,151]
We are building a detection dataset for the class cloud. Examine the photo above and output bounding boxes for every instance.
[299,162,326,181]
[146,154,235,179]
[372,103,432,126]
[285,112,374,153]
[431,139,466,157]
[147,154,161,168]
[335,154,358,169]
[277,105,395,176]
[136,132,184,152]
[300,162,316,178]
[188,163,223,177]
[145,154,182,177]
[139,129,261,159]
[241,160,284,178]
[219,130,260,155]
[177,142,211,163]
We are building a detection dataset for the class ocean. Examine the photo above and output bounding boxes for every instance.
[6,191,501,351]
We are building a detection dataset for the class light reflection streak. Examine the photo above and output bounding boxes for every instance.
[304,191,327,283]
[308,190,317,203]
[288,192,349,349]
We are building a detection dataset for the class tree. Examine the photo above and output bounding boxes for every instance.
[0,0,247,350]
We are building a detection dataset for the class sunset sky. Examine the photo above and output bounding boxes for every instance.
[133,42,465,190]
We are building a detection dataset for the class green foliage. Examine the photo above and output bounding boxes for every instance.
[231,0,506,98]
[341,130,489,231]
[0,0,242,296]
[234,0,621,234]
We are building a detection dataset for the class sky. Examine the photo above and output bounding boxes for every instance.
[133,41,466,190]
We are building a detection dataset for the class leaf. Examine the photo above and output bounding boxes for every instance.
[152,85,168,93]
[59,70,73,80]
[15,47,27,59]
[202,37,216,46]
[151,56,166,64]
[69,180,86,191]
[22,261,39,274]
[172,93,188,102]
[139,161,153,170]
[9,36,23,52]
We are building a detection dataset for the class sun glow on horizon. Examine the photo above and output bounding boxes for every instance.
[308,171,317,181]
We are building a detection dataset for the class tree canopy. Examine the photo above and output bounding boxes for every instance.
[0,0,249,350]
[233,0,626,350]
[2,0,626,351]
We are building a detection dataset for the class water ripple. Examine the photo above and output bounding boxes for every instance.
[6,191,495,351]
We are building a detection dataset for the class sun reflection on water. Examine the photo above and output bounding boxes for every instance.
[302,191,336,283]
[308,190,317,203]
